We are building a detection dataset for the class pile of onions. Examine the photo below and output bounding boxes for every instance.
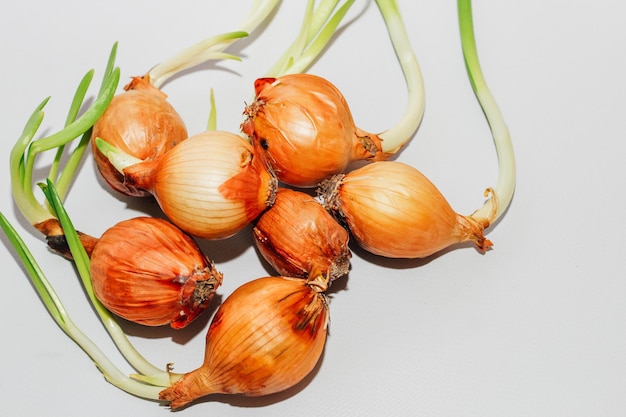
[241,74,390,187]
[2,0,517,411]
[319,161,495,258]
[91,76,188,197]
[159,274,329,410]
[90,216,223,329]
[253,187,351,281]
[98,130,277,239]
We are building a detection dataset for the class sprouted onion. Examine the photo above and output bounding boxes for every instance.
[90,0,281,196]
[241,0,425,187]
[38,181,175,390]
[319,161,494,258]
[1,0,515,409]
[316,0,516,259]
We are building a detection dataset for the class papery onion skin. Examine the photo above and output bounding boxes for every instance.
[90,217,223,329]
[91,76,188,197]
[122,130,277,239]
[320,161,492,258]
[241,73,389,187]
[35,217,100,259]
[159,276,329,410]
[253,188,351,281]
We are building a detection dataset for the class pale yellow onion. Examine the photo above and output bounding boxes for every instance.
[122,130,277,239]
[320,161,494,258]
[159,275,329,410]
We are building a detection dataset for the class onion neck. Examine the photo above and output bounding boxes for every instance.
[457,213,493,253]
[374,0,425,154]
[352,127,392,162]
[159,368,223,410]
[123,160,159,195]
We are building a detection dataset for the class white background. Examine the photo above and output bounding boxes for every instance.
[1,1,625,416]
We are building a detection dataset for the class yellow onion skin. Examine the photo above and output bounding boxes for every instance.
[320,161,492,258]
[90,217,223,329]
[241,73,389,187]
[91,76,188,197]
[159,276,329,410]
[122,130,277,239]
[253,188,351,281]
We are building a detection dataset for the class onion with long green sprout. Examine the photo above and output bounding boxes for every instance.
[0,211,165,401]
[91,0,280,196]
[7,46,180,387]
[319,0,515,258]
[241,0,425,187]
[2,181,176,398]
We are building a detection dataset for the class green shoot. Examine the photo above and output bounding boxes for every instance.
[374,0,425,154]
[148,31,247,89]
[10,43,120,232]
[207,88,218,131]
[39,180,180,387]
[148,0,282,88]
[265,0,357,77]
[458,0,516,223]
[94,137,143,174]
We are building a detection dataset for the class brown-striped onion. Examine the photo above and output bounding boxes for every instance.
[159,274,329,410]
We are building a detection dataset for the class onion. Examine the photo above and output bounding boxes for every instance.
[241,73,390,187]
[159,274,329,409]
[102,130,277,239]
[91,76,188,197]
[253,187,351,281]
[90,217,223,329]
[319,161,495,258]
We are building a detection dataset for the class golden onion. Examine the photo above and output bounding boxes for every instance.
[159,275,329,410]
[319,161,494,258]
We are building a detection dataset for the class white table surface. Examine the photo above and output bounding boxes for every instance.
[1,1,625,416]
